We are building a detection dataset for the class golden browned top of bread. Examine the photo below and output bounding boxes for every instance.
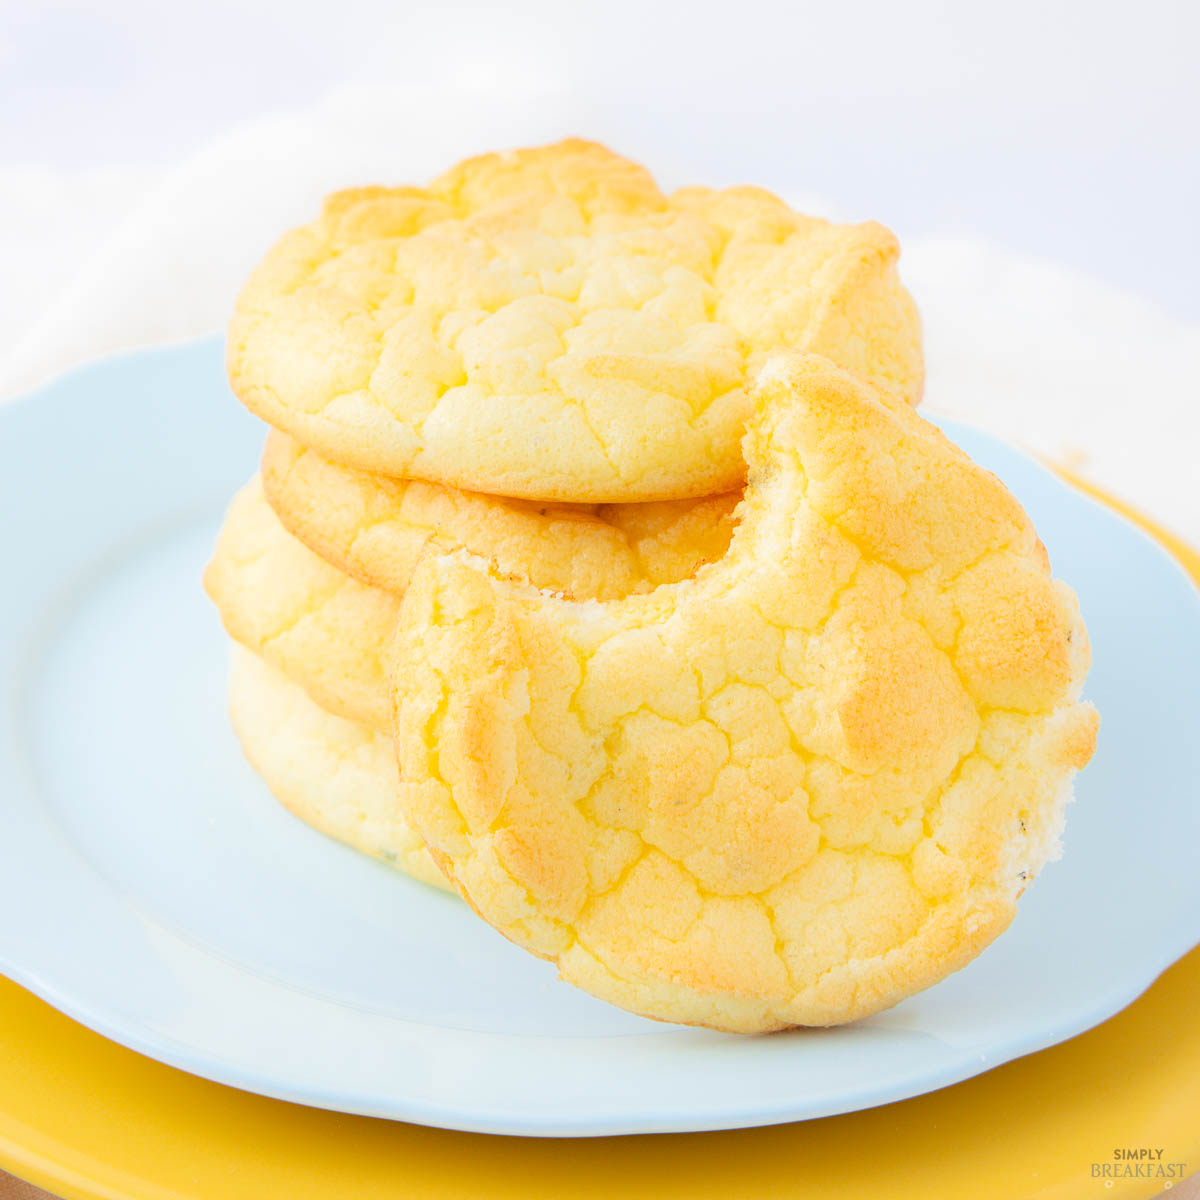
[229,140,922,501]
[390,353,1097,1032]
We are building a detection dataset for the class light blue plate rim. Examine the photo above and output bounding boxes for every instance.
[0,338,1197,1137]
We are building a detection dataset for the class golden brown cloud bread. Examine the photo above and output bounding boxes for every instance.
[261,429,739,600]
[228,645,450,890]
[204,478,397,733]
[390,354,1098,1033]
[229,139,922,502]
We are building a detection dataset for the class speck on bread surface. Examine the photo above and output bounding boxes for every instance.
[229,139,923,502]
[389,355,1098,1033]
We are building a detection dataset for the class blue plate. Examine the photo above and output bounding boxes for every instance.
[0,339,1197,1136]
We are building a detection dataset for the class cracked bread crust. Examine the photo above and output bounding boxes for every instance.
[229,139,922,502]
[389,353,1098,1032]
[207,464,739,736]
[260,429,739,600]
[204,477,398,733]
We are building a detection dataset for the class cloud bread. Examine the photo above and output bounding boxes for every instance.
[389,353,1098,1033]
[228,644,450,890]
[229,139,923,502]
[261,429,740,600]
[207,462,738,735]
[204,477,397,733]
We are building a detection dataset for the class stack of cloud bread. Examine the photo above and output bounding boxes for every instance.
[206,140,1097,1032]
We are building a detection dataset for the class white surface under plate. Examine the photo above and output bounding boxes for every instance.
[1,339,1198,1136]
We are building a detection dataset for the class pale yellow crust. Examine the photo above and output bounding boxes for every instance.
[261,429,739,600]
[204,477,398,733]
[205,466,737,734]
[227,644,450,890]
[390,353,1098,1033]
[229,139,923,502]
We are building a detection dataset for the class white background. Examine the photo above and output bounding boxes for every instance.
[1,0,1197,532]
[4,1,1196,314]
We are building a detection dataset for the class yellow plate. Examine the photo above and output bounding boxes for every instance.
[1,483,1197,1200]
